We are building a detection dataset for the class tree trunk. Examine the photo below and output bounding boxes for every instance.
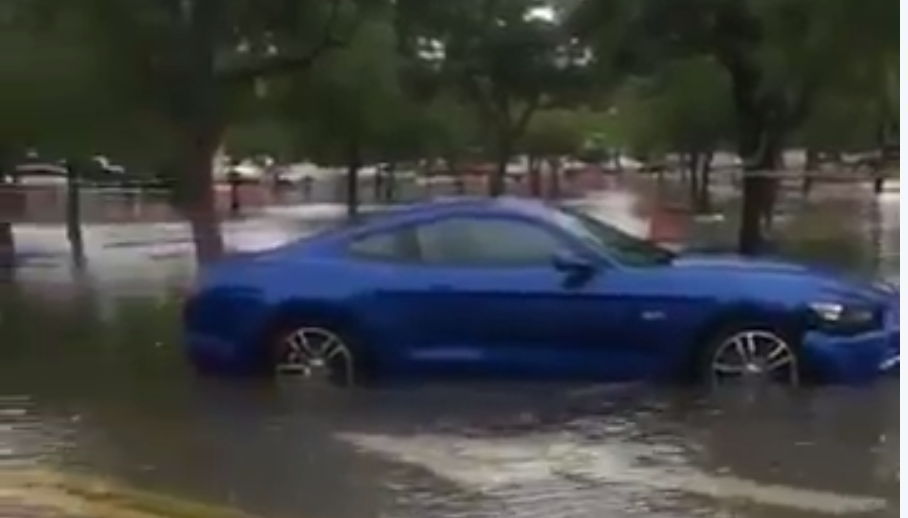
[489,135,513,197]
[687,153,701,211]
[490,158,508,197]
[701,163,714,214]
[65,166,86,271]
[383,163,398,203]
[690,151,714,215]
[0,156,16,282]
[173,0,230,265]
[0,220,14,283]
[445,155,466,195]
[228,172,242,216]
[178,126,225,265]
[728,61,786,255]
[373,167,384,203]
[803,149,820,197]
[738,137,783,255]
[547,157,563,199]
[345,144,363,220]
[528,156,543,197]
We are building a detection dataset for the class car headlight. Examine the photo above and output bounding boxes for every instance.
[808,302,882,334]
[875,279,899,294]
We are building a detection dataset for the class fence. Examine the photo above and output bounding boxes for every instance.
[3,170,895,301]
[0,167,888,226]
[0,168,619,225]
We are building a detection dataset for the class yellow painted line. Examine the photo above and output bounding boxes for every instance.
[2,486,167,518]
[0,469,277,518]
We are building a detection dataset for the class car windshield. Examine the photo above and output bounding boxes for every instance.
[553,206,676,267]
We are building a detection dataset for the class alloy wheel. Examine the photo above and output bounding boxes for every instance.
[275,327,354,385]
[710,331,800,386]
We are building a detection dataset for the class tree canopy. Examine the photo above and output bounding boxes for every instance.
[0,0,895,256]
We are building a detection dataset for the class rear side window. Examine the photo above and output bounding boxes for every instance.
[347,230,416,262]
[347,216,565,267]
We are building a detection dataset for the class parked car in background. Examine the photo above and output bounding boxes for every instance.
[183,197,898,388]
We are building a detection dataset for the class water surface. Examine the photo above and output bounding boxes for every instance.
[0,190,898,518]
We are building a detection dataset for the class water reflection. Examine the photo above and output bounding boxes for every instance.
[12,383,897,518]
[0,188,899,518]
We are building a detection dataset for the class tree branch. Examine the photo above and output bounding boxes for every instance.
[462,73,499,124]
[217,0,354,83]
[513,94,542,136]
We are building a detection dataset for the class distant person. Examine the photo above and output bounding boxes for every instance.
[801,173,814,198]
[874,174,884,195]
[227,169,242,215]
[268,165,284,195]
[301,175,314,202]
[374,169,385,203]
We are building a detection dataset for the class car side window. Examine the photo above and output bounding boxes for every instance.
[416,217,564,267]
[348,230,415,261]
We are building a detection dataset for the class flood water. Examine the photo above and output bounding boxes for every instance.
[0,188,899,518]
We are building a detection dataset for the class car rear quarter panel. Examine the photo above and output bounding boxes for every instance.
[189,255,414,366]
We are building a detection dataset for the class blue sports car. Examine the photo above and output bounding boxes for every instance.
[183,197,899,387]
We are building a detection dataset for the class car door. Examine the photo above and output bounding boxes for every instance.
[402,215,629,379]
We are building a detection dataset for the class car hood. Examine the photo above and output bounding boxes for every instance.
[671,254,894,304]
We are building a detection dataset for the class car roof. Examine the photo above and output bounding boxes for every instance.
[375,196,554,227]
[389,196,548,218]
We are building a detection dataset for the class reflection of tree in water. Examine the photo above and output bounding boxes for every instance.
[875,431,898,485]
[779,199,868,269]
[875,192,898,278]
[873,384,899,486]
[793,193,899,275]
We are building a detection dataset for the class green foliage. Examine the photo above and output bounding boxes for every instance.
[615,57,734,156]
[574,0,896,156]
[278,14,407,164]
[399,0,588,152]
[523,108,614,157]
[0,3,157,157]
[0,0,895,170]
[0,0,386,163]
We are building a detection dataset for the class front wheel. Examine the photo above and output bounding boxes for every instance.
[700,328,802,387]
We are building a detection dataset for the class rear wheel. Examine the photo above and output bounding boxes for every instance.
[272,325,357,387]
[701,327,801,387]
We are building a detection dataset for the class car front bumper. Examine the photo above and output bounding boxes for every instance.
[803,297,899,384]
[878,354,898,376]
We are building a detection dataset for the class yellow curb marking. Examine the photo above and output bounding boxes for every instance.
[0,469,273,518]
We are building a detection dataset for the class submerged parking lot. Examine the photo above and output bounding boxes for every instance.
[0,190,899,518]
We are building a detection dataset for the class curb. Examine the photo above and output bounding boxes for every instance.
[0,469,274,518]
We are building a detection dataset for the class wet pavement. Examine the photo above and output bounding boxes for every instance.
[0,188,899,518]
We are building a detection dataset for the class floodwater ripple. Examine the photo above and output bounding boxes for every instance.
[0,383,894,518]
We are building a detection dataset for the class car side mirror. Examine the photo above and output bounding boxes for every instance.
[552,250,596,275]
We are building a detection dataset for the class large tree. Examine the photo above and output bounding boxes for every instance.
[397,0,588,196]
[277,12,409,216]
[58,0,383,262]
[0,1,145,276]
[616,57,735,212]
[574,0,897,253]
